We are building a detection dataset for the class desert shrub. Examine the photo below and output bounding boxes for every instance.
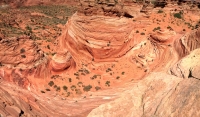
[105,81,110,87]
[195,24,199,29]
[68,78,72,82]
[116,76,120,79]
[95,86,101,91]
[20,48,25,53]
[153,27,161,31]
[46,89,50,91]
[84,69,90,74]
[174,13,182,19]
[63,85,68,90]
[47,45,50,49]
[158,9,163,13]
[140,32,145,35]
[71,85,76,91]
[75,89,82,94]
[106,68,112,72]
[56,86,60,91]
[136,30,139,33]
[26,25,32,31]
[48,81,54,87]
[21,55,26,58]
[91,75,98,80]
[77,82,83,87]
[54,85,57,88]
[41,90,45,93]
[167,26,173,30]
[51,75,59,79]
[74,72,79,76]
[122,72,125,75]
[83,85,92,92]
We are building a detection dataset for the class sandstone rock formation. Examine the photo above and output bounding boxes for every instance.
[0,1,200,117]
[0,36,48,89]
[88,71,200,117]
[171,48,200,79]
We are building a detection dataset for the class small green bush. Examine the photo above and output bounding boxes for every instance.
[48,81,54,87]
[83,85,92,92]
[63,86,68,90]
[95,86,101,91]
[153,27,161,31]
[20,48,25,53]
[174,13,182,19]
[56,86,60,91]
[106,68,112,72]
[105,81,110,87]
[54,85,57,88]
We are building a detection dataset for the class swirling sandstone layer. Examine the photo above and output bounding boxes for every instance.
[0,37,48,89]
[0,3,200,117]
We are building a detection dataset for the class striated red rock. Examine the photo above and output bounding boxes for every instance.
[0,36,49,89]
[174,29,200,58]
[0,2,200,117]
[50,12,139,71]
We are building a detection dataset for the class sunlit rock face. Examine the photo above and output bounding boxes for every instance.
[0,1,200,116]
[52,12,135,63]
[88,71,200,117]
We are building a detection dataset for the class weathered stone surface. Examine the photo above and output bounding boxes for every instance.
[88,72,200,117]
[5,106,21,117]
[171,48,200,79]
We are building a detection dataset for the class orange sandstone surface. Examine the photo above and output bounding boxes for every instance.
[0,1,200,117]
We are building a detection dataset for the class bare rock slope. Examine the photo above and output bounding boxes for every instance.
[0,1,200,116]
[88,49,200,117]
[88,71,200,117]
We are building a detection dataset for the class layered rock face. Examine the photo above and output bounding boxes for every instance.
[51,13,136,69]
[0,1,200,117]
[0,37,48,89]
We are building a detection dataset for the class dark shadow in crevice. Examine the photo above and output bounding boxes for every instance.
[123,12,134,18]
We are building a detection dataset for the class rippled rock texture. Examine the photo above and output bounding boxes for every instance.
[0,2,200,116]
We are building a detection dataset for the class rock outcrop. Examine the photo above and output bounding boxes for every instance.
[88,71,200,117]
[171,48,200,79]
[0,36,48,89]
[0,1,200,117]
